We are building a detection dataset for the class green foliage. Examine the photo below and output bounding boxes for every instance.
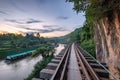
[66,0,120,59]
[67,0,120,23]
[66,28,82,43]
[82,23,96,58]
[32,44,55,57]
[66,0,88,13]
[80,22,96,58]
[81,39,96,58]
[24,55,54,80]
[66,21,96,58]
[0,33,56,59]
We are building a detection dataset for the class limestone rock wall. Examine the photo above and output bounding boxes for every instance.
[94,11,120,78]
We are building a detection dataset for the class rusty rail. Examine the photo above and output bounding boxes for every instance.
[78,45,119,80]
[74,45,100,80]
[40,43,119,80]
[74,46,91,80]
[50,45,71,80]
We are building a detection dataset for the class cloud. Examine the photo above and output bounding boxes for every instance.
[57,16,69,20]
[5,18,42,24]
[38,27,66,33]
[16,25,66,33]
[26,19,42,24]
[43,25,58,28]
[0,11,8,15]
[5,19,22,24]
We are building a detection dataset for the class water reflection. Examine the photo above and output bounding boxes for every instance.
[0,44,64,80]
[54,44,65,56]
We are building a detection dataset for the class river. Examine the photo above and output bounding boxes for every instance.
[0,44,65,80]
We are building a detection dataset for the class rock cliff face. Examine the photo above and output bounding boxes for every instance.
[94,11,120,78]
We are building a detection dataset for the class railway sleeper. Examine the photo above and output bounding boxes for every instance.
[50,59,61,64]
[86,59,108,69]
[83,55,90,57]
[100,77,109,80]
[82,53,89,56]
[56,55,63,57]
[85,57,93,60]
[54,56,62,60]
[32,78,42,80]
[39,45,71,80]
[89,63,108,69]
[93,68,109,78]
[46,63,59,70]
[40,69,55,80]
[101,63,107,66]
[87,60,97,64]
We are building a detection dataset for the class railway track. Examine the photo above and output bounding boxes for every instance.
[74,43,119,80]
[39,45,71,80]
[75,44,108,80]
[38,43,119,80]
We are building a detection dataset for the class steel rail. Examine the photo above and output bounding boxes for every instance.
[74,46,91,80]
[50,45,71,80]
[79,46,119,80]
[60,45,70,80]
[75,45,100,80]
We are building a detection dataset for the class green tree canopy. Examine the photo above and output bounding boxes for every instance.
[66,0,120,23]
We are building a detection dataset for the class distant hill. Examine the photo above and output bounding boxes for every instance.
[64,22,96,58]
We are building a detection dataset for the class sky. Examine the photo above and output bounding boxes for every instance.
[0,0,85,37]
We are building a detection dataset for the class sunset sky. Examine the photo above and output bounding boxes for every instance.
[0,0,85,37]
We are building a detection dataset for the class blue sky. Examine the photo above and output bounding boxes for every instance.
[0,0,85,37]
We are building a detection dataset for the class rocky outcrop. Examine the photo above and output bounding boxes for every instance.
[94,10,120,78]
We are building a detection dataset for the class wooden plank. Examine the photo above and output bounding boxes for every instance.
[93,68,109,78]
[32,78,42,80]
[89,63,108,69]
[40,69,55,79]
[51,59,60,64]
[94,68,107,73]
[47,63,59,66]
[100,77,109,80]
[85,57,93,59]
[54,56,62,60]
[46,63,59,70]
[51,59,60,62]
[40,69,55,74]
[56,55,63,57]
[86,59,96,62]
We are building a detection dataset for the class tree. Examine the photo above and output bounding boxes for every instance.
[66,0,120,23]
[66,0,89,13]
[36,33,40,38]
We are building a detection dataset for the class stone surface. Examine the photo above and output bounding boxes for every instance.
[94,10,120,78]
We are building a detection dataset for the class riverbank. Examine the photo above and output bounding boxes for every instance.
[0,44,64,80]
[24,55,54,80]
[24,44,65,80]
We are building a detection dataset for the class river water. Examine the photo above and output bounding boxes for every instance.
[0,44,64,80]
